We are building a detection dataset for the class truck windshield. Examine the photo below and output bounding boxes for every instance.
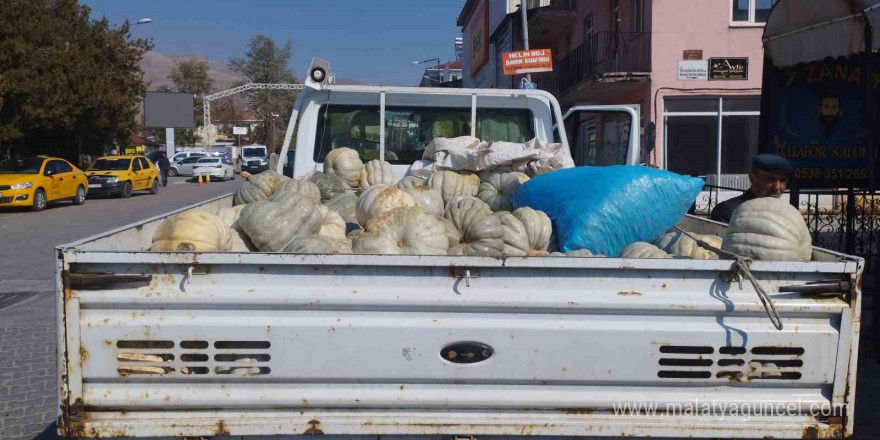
[314,105,534,164]
[243,148,265,157]
[89,159,131,171]
[0,158,45,174]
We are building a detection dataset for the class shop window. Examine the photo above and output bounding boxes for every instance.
[666,116,718,176]
[664,97,761,184]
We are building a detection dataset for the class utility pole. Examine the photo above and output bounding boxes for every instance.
[520,1,531,84]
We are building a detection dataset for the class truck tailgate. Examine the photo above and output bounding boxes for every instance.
[58,247,862,439]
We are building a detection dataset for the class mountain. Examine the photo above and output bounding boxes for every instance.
[140,52,245,92]
[140,51,367,92]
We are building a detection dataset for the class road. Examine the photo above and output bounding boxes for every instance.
[0,176,238,440]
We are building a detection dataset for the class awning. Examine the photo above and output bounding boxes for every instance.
[763,0,880,67]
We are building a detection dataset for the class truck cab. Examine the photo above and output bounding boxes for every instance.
[279,60,640,178]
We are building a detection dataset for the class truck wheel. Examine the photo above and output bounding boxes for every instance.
[167,168,178,177]
[73,186,86,205]
[120,182,133,198]
[32,189,47,211]
[149,179,159,194]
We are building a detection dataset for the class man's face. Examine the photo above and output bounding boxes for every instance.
[821,97,840,118]
[749,169,788,198]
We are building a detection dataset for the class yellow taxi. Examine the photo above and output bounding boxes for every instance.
[85,155,160,198]
[0,156,89,211]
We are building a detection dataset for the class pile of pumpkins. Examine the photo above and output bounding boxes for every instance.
[150,147,813,262]
[618,197,813,262]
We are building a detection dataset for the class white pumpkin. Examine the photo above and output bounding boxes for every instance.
[316,205,348,241]
[353,207,450,255]
[512,207,552,252]
[215,205,246,227]
[653,232,720,260]
[324,147,363,187]
[238,192,323,252]
[355,185,418,226]
[438,216,462,249]
[283,235,352,254]
[395,175,427,190]
[325,193,358,224]
[403,185,444,216]
[455,171,481,189]
[445,205,505,256]
[565,249,594,257]
[276,179,322,203]
[233,170,290,206]
[493,212,530,256]
[477,172,522,212]
[308,171,350,201]
[427,170,478,204]
[619,242,672,259]
[151,211,232,252]
[722,197,812,262]
[358,159,397,188]
[445,195,491,213]
[510,172,530,184]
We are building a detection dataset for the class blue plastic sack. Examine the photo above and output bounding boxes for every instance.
[512,166,704,256]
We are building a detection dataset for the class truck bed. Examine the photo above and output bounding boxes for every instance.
[56,193,863,439]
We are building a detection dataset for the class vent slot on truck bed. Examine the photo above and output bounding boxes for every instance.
[113,339,272,377]
[657,345,805,382]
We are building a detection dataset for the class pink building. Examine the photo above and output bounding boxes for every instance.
[458,0,772,186]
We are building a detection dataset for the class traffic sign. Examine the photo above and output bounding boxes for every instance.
[233,127,247,135]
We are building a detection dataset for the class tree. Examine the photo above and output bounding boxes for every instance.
[229,35,298,153]
[0,0,152,159]
[166,59,213,146]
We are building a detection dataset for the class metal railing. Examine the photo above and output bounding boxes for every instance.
[556,31,651,94]
[524,0,575,11]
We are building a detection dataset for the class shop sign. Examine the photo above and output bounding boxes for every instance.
[678,60,708,80]
[709,57,748,80]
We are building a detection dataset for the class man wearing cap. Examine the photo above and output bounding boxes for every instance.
[709,154,793,223]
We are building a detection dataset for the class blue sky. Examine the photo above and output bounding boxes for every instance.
[81,0,465,86]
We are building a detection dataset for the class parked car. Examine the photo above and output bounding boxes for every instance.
[240,145,269,174]
[85,155,159,198]
[191,157,235,181]
[168,156,202,177]
[0,156,88,211]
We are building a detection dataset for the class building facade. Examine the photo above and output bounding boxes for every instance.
[458,0,771,187]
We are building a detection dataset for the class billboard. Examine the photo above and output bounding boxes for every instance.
[502,49,553,75]
[144,91,195,128]
[762,54,879,188]
[467,0,489,76]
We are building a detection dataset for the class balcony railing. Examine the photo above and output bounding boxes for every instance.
[556,31,651,94]
[524,0,575,11]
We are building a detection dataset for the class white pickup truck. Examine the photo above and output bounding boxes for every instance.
[56,60,863,439]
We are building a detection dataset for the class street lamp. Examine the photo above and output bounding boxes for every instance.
[412,58,442,83]
[135,18,152,25]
